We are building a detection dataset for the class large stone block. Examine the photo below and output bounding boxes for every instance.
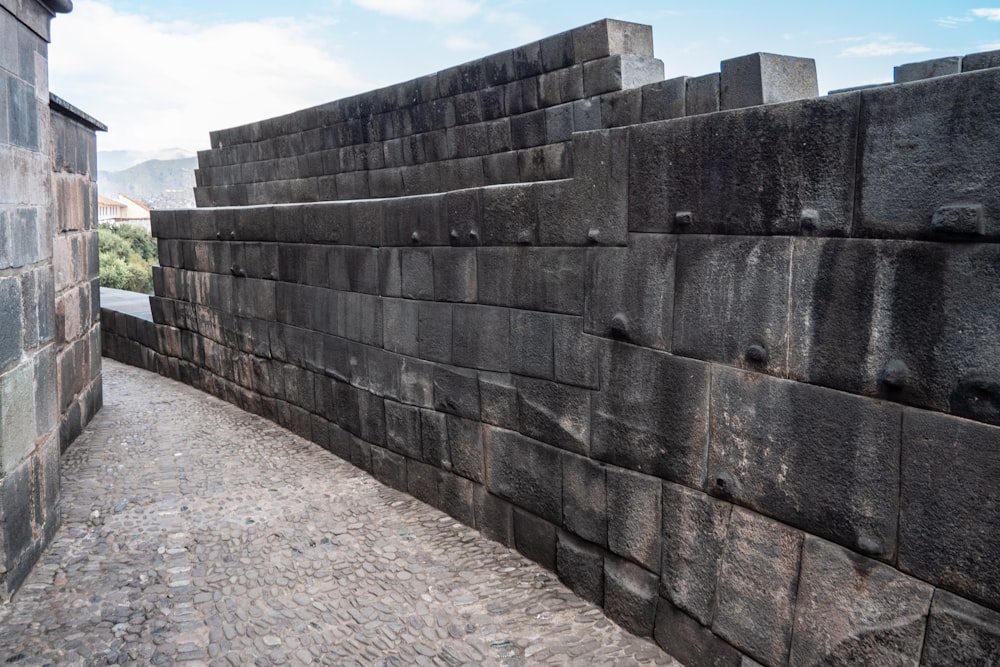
[0,363,36,474]
[477,490,513,546]
[893,56,962,83]
[382,298,418,357]
[591,341,710,486]
[686,73,720,116]
[721,52,818,110]
[0,458,33,582]
[371,446,408,493]
[572,19,654,63]
[660,483,732,626]
[789,536,934,665]
[553,316,599,389]
[856,69,1000,240]
[900,409,1000,610]
[432,248,476,303]
[712,508,803,667]
[484,426,562,524]
[451,304,508,372]
[584,235,676,350]
[478,371,517,430]
[480,184,538,245]
[641,76,687,122]
[606,467,660,571]
[384,400,422,460]
[556,530,604,606]
[963,48,1000,71]
[400,248,434,300]
[0,277,23,371]
[789,240,1000,423]
[438,472,475,526]
[921,590,1000,666]
[604,554,658,637]
[432,363,479,420]
[508,309,553,380]
[583,55,664,97]
[709,367,901,559]
[515,376,590,454]
[673,236,791,375]
[418,408,448,468]
[477,248,586,314]
[446,413,483,483]
[628,92,860,236]
[417,301,452,364]
[513,508,556,571]
[654,597,746,667]
[561,452,606,547]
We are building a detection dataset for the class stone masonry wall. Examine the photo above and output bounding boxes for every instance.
[144,20,1000,665]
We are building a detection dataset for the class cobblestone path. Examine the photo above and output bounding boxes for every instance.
[0,359,680,666]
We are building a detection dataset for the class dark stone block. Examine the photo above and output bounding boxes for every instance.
[601,89,642,128]
[432,364,479,420]
[446,414,483,483]
[432,248,476,303]
[382,298,419,357]
[508,309,554,380]
[655,597,745,667]
[515,376,590,454]
[478,371,517,430]
[400,248,434,301]
[443,190,481,247]
[604,555,658,637]
[0,277,22,370]
[513,508,556,571]
[478,248,586,315]
[585,235,676,351]
[921,590,1000,666]
[0,460,32,571]
[900,409,1000,610]
[478,490,514,546]
[419,408,449,468]
[562,452,606,547]
[642,76,687,122]
[398,356,435,409]
[417,301,452,364]
[480,184,538,246]
[371,446,408,493]
[510,109,548,150]
[789,240,1000,422]
[484,51,515,87]
[709,366,901,559]
[545,103,574,142]
[789,536,933,665]
[553,316,599,389]
[963,48,1000,72]
[660,483,732,626]
[384,400,422,459]
[452,305,509,372]
[453,91,482,125]
[673,236,791,374]
[358,389,386,447]
[857,70,1000,239]
[438,472,475,526]
[406,459,440,507]
[629,92,859,235]
[591,341,710,485]
[485,426,563,524]
[713,508,803,667]
[556,530,604,606]
[606,467,660,572]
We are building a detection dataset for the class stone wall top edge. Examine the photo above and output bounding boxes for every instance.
[50,93,107,132]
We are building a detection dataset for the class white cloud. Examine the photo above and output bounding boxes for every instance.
[350,0,481,23]
[935,15,974,28]
[48,1,369,152]
[972,8,1000,20]
[444,34,482,51]
[839,38,932,57]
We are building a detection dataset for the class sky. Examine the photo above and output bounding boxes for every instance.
[46,0,1000,156]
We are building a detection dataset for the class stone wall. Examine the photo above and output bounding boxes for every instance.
[0,0,102,599]
[144,20,1000,665]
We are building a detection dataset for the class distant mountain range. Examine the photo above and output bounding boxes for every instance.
[98,151,197,210]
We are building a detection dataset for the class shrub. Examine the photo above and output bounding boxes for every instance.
[98,223,157,294]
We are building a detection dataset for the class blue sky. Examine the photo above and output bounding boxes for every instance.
[47,0,1000,154]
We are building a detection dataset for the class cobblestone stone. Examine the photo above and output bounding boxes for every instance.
[0,360,681,666]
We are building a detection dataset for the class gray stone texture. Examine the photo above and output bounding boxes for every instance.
[606,467,660,571]
[712,508,803,666]
[655,597,746,667]
[856,68,1000,240]
[1,363,37,474]
[556,529,604,606]
[921,590,1000,666]
[708,367,901,560]
[591,342,710,486]
[629,92,859,235]
[686,73,720,116]
[963,48,1000,71]
[789,536,934,666]
[484,427,562,525]
[604,555,658,637]
[514,375,590,454]
[561,452,606,547]
[900,409,1000,610]
[720,52,818,110]
[894,56,962,82]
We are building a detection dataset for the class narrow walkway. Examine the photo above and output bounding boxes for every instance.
[0,359,679,666]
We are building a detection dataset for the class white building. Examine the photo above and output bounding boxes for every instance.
[98,194,151,232]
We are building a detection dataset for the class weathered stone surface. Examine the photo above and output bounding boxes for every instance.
[561,452,606,547]
[605,555,658,637]
[553,316,599,389]
[921,590,1000,666]
[478,371,517,430]
[708,366,901,559]
[789,240,1000,423]
[484,426,562,524]
[432,364,479,420]
[673,236,790,374]
[370,445,408,492]
[0,278,23,370]
[417,301,452,364]
[591,341,710,486]
[585,235,676,350]
[513,508,556,571]
[606,467,660,572]
[477,247,586,314]
[655,597,746,667]
[438,471,475,526]
[713,508,803,667]
[789,536,933,665]
[629,92,859,235]
[660,483,732,626]
[686,73,720,116]
[963,48,1000,72]
[445,413,483,483]
[856,68,1000,239]
[514,375,590,454]
[508,309,554,380]
[0,364,36,474]
[451,304,508,372]
[900,409,1000,610]
[384,399,422,460]
[894,56,962,83]
[721,52,818,110]
[556,530,604,606]
[641,77,686,122]
[572,19,655,63]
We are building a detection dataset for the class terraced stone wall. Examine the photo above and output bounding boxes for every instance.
[146,20,1000,665]
[0,0,101,599]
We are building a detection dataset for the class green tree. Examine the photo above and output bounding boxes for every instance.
[98,223,157,294]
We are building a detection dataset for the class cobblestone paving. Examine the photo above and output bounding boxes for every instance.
[0,359,681,666]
